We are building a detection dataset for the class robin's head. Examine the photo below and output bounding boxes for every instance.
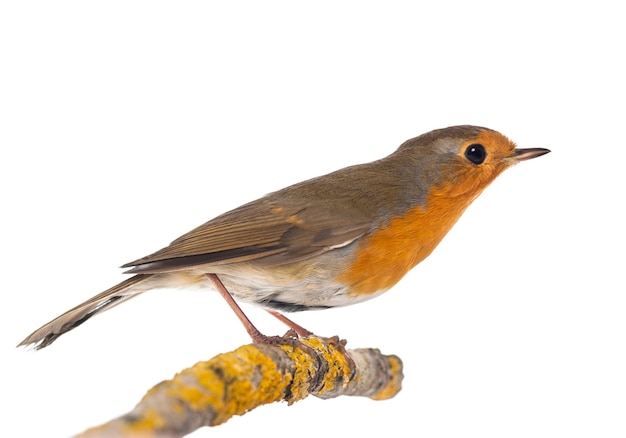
[396,125,550,199]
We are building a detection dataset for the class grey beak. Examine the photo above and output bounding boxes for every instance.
[513,148,551,161]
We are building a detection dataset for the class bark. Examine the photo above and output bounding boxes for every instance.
[75,336,403,438]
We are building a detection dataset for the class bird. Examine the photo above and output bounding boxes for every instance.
[18,125,550,350]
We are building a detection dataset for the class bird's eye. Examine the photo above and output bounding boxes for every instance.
[464,144,487,165]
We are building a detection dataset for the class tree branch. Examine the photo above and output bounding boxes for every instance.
[75,336,403,438]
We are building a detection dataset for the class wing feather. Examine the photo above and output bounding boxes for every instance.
[122,197,372,273]
[120,156,416,274]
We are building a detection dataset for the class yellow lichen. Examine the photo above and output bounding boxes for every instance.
[370,355,403,400]
[122,406,167,433]
[280,338,355,402]
[74,339,403,437]
[301,338,351,396]
[205,345,291,424]
[280,342,317,403]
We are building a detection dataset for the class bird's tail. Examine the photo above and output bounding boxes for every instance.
[17,274,154,350]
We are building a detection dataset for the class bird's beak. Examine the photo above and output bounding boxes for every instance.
[512,148,551,162]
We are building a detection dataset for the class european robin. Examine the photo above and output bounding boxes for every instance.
[19,125,549,349]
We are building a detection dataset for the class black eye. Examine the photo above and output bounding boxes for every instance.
[464,144,487,165]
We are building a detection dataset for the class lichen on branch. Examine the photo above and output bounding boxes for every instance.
[76,336,403,438]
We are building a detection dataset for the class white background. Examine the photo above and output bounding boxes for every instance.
[2,2,624,437]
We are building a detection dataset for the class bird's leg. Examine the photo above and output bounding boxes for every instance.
[265,309,313,338]
[205,273,352,371]
[206,273,296,344]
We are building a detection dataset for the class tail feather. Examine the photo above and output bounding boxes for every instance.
[18,274,153,350]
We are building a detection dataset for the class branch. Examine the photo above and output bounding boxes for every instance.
[75,336,403,438]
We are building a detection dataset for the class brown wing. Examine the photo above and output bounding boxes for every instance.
[122,196,372,273]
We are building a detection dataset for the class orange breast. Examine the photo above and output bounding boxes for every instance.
[339,183,480,297]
